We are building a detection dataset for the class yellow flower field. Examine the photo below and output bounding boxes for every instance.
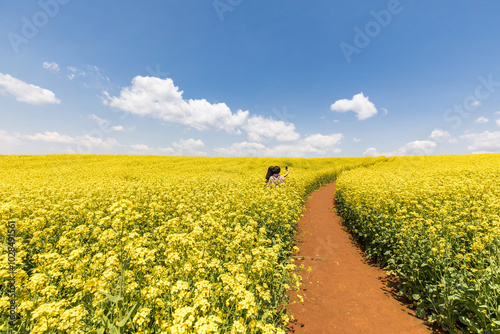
[336,154,500,333]
[0,155,380,334]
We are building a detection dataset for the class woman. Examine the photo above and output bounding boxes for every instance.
[266,166,289,187]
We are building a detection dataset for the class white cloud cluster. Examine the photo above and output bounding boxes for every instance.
[90,114,133,132]
[102,76,347,157]
[460,131,500,153]
[129,138,207,156]
[365,128,461,157]
[363,147,378,156]
[21,131,120,150]
[364,140,437,156]
[66,65,112,91]
[243,115,300,142]
[0,130,21,145]
[43,62,60,73]
[0,73,60,105]
[390,140,437,156]
[475,116,489,124]
[0,129,125,154]
[429,129,457,143]
[330,92,377,120]
[215,133,342,157]
[104,76,303,144]
[104,76,249,134]
[24,131,74,143]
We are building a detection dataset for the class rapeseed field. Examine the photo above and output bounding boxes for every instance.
[0,155,379,333]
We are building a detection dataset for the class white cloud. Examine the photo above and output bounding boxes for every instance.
[67,65,112,91]
[460,131,500,152]
[0,73,61,105]
[381,107,388,115]
[104,76,249,133]
[172,138,205,151]
[128,138,206,156]
[0,130,21,145]
[330,92,377,120]
[24,131,74,143]
[470,100,482,107]
[303,133,342,148]
[130,144,153,151]
[243,115,300,142]
[475,116,489,124]
[43,62,60,73]
[90,65,110,83]
[23,130,120,151]
[388,140,437,156]
[368,140,437,157]
[90,114,108,126]
[158,147,175,155]
[172,138,206,156]
[363,147,379,156]
[429,129,457,143]
[353,138,361,142]
[215,141,268,157]
[215,133,343,157]
[90,114,131,131]
[67,66,85,78]
[76,135,120,150]
[497,119,500,127]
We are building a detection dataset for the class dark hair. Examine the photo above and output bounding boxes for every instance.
[265,166,281,181]
[265,166,274,181]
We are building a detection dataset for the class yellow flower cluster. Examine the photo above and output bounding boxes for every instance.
[336,154,500,333]
[0,155,381,333]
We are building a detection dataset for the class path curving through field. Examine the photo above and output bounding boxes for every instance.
[286,182,443,334]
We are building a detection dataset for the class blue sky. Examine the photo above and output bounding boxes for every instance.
[1,0,500,157]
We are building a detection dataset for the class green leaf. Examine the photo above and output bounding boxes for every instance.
[427,314,437,323]
[412,293,421,300]
[459,316,480,332]
[415,305,426,318]
[99,291,123,304]
[123,257,131,271]
[97,328,105,334]
[116,303,138,327]
[109,324,119,334]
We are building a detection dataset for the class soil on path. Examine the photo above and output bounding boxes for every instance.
[286,182,443,334]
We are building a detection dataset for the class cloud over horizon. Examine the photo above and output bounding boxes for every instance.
[364,140,437,157]
[460,131,500,153]
[215,133,343,157]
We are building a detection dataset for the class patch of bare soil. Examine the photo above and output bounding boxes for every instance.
[286,182,445,334]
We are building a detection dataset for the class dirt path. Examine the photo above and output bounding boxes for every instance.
[286,182,443,334]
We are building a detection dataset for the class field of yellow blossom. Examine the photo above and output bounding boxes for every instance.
[0,155,381,334]
[336,154,500,333]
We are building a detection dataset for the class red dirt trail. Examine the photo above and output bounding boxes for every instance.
[286,182,444,334]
